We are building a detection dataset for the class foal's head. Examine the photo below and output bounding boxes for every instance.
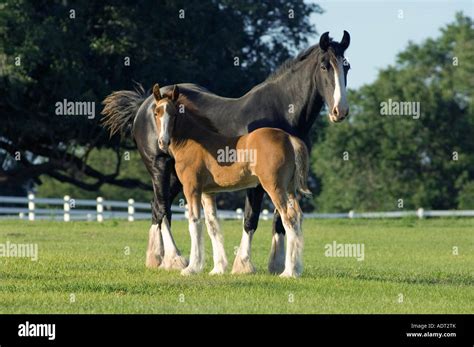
[152,84,180,152]
[316,31,351,123]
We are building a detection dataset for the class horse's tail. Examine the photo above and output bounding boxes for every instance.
[289,136,312,197]
[101,83,147,138]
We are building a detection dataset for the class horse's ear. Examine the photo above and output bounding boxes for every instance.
[172,85,180,101]
[153,84,162,101]
[319,32,330,51]
[340,30,350,50]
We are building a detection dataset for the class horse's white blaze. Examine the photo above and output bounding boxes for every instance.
[159,104,170,145]
[331,57,349,116]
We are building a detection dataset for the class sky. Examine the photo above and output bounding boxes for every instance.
[307,0,473,89]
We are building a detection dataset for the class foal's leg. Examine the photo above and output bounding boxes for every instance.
[232,186,264,274]
[279,193,303,278]
[181,188,205,276]
[263,187,303,278]
[201,194,228,275]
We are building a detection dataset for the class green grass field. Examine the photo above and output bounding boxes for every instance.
[0,218,472,313]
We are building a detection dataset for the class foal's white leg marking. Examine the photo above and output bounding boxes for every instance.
[160,216,188,270]
[268,232,285,274]
[279,214,303,278]
[331,57,349,115]
[231,228,256,274]
[202,196,228,275]
[146,223,164,268]
[181,217,205,276]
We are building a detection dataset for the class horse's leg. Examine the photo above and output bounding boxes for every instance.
[231,186,264,274]
[181,187,205,276]
[151,156,187,270]
[145,199,164,268]
[262,186,303,278]
[268,210,286,274]
[283,193,303,276]
[202,193,228,275]
[279,193,303,278]
[145,157,171,269]
[167,166,183,223]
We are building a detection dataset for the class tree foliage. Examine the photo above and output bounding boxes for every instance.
[0,0,320,199]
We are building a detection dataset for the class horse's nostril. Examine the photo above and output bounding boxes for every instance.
[332,107,338,117]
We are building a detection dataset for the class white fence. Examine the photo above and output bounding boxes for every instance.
[0,194,473,222]
[0,194,255,221]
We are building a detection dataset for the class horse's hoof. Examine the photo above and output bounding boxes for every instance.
[231,256,256,274]
[181,267,198,276]
[171,255,188,270]
[160,255,188,270]
[145,252,162,269]
[279,271,300,278]
[268,261,285,275]
[209,267,225,275]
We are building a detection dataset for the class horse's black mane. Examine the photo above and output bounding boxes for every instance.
[266,38,345,82]
[266,44,320,82]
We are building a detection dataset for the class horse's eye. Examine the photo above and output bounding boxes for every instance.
[321,65,327,71]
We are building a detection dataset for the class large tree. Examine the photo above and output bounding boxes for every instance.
[0,0,321,196]
[312,13,474,212]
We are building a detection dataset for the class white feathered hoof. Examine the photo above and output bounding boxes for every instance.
[268,232,285,274]
[209,265,226,275]
[145,251,163,269]
[160,254,188,270]
[181,265,201,276]
[279,270,300,278]
[231,255,256,274]
[268,259,285,275]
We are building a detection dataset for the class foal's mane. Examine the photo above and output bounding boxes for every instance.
[164,93,220,148]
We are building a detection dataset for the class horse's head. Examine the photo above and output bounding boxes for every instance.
[316,31,351,123]
[152,84,180,152]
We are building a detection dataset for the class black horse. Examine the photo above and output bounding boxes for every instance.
[101,31,351,274]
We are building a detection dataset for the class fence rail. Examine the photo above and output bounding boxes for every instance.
[0,195,473,222]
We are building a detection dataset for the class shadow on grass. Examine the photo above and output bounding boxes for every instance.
[308,267,474,286]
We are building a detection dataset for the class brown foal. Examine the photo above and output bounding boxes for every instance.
[152,84,311,277]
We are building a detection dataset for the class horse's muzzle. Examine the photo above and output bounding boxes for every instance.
[158,139,169,153]
[329,109,349,123]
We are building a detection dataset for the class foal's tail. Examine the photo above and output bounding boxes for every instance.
[289,137,312,197]
[101,83,147,138]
